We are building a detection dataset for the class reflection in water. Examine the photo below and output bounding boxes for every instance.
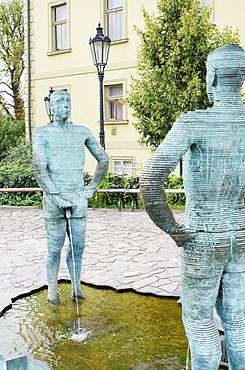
[0,284,188,370]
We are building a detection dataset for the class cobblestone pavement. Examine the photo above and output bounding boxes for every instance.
[0,206,184,314]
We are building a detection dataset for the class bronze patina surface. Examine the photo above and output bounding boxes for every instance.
[33,90,108,306]
[140,44,245,370]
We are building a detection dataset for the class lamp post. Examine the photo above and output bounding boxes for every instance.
[44,87,54,123]
[89,24,111,149]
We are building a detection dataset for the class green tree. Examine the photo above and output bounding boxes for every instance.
[0,112,25,160]
[127,0,240,148]
[0,0,24,121]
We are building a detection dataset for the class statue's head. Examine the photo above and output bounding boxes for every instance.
[206,44,245,102]
[50,90,71,121]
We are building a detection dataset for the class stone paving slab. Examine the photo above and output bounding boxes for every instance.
[0,206,184,314]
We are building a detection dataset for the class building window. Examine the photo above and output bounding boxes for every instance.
[106,84,123,120]
[106,0,123,41]
[112,159,133,176]
[112,159,140,176]
[53,4,67,50]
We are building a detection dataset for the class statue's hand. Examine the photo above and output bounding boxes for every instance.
[170,226,195,247]
[52,195,73,209]
[83,187,95,199]
[170,232,193,247]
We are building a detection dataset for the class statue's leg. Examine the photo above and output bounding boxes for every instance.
[45,217,67,305]
[181,232,230,370]
[182,276,222,369]
[216,230,245,370]
[66,216,86,299]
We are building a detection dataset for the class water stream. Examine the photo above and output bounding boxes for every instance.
[65,208,82,341]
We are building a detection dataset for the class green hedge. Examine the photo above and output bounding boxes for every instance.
[165,175,185,208]
[0,165,42,206]
[0,140,41,206]
[0,115,25,160]
[84,172,142,209]
[0,141,185,208]
[0,169,185,209]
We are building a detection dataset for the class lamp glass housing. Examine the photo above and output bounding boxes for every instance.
[44,89,54,123]
[89,24,111,74]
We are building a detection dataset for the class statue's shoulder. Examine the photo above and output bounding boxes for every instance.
[33,125,49,132]
[176,109,209,124]
[70,124,89,130]
[32,125,51,139]
[70,124,93,136]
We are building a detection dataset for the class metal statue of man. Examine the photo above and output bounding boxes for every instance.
[140,44,245,370]
[33,90,108,306]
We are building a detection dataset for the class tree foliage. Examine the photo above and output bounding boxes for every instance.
[0,0,24,121]
[0,113,25,160]
[127,0,240,148]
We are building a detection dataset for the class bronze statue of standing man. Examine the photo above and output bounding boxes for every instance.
[140,44,245,370]
[33,90,108,306]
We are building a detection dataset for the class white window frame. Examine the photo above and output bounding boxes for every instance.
[47,0,71,55]
[106,0,123,41]
[106,84,123,121]
[104,79,128,124]
[102,0,128,44]
[111,158,140,177]
[53,4,67,50]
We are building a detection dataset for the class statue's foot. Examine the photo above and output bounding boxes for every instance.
[48,294,60,306]
[70,292,86,301]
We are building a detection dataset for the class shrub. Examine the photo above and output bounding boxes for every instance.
[0,141,185,209]
[0,164,42,206]
[0,114,25,160]
[164,175,186,209]
[87,173,185,209]
[85,172,141,209]
[0,139,42,206]
[1,138,33,167]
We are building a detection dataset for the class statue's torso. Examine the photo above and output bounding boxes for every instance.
[43,124,87,192]
[183,107,245,232]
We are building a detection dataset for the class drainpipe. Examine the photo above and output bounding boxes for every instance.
[27,0,32,140]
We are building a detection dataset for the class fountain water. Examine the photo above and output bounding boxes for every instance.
[65,208,91,343]
[0,284,188,369]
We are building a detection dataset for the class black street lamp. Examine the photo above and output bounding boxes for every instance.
[89,24,111,149]
[44,87,54,123]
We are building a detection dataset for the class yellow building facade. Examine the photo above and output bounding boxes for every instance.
[24,0,245,176]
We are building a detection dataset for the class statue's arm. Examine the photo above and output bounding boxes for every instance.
[84,128,109,194]
[140,121,192,247]
[32,129,58,195]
